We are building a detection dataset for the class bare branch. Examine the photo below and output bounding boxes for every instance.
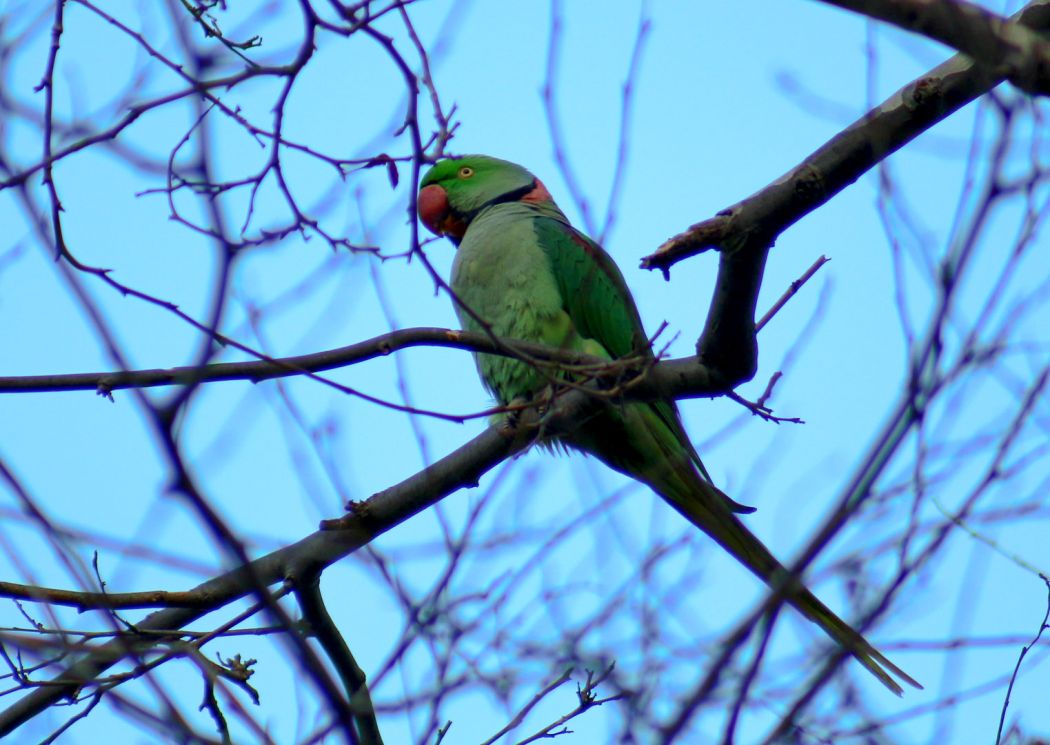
[641,0,1050,273]
[820,0,1050,95]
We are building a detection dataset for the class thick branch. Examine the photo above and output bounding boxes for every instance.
[641,0,1050,273]
[695,238,769,388]
[820,0,1050,95]
[295,581,384,745]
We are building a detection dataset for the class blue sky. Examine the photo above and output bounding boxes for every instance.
[2,1,1049,743]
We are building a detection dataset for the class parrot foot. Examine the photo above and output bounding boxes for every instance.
[531,384,564,444]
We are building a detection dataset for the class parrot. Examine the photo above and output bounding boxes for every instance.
[417,154,920,696]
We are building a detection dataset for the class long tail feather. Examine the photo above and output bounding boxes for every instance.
[565,395,921,693]
[611,404,922,695]
[661,468,921,695]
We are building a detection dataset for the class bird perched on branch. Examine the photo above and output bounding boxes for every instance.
[417,154,919,695]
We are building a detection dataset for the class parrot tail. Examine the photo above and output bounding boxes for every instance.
[783,574,921,695]
[663,471,921,695]
[565,400,921,694]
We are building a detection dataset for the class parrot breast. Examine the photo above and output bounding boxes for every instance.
[450,203,572,404]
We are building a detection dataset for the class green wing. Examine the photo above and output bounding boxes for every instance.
[533,217,647,359]
[532,217,721,485]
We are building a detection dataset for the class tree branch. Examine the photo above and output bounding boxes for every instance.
[0,328,734,405]
[0,400,546,735]
[295,580,384,745]
[819,0,1050,96]
[641,0,1050,273]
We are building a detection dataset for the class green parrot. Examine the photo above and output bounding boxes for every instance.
[417,155,919,695]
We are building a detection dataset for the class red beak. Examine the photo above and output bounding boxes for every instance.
[418,184,467,239]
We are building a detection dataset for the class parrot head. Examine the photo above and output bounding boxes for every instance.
[418,155,554,243]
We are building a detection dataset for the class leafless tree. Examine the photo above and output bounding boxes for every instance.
[0,1,1048,743]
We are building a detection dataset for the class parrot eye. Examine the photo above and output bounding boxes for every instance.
[458,166,475,178]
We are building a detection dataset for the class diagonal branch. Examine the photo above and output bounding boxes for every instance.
[818,0,1050,96]
[641,0,1050,274]
[0,394,566,735]
[295,580,384,745]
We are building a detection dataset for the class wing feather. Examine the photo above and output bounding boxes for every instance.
[532,217,735,494]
